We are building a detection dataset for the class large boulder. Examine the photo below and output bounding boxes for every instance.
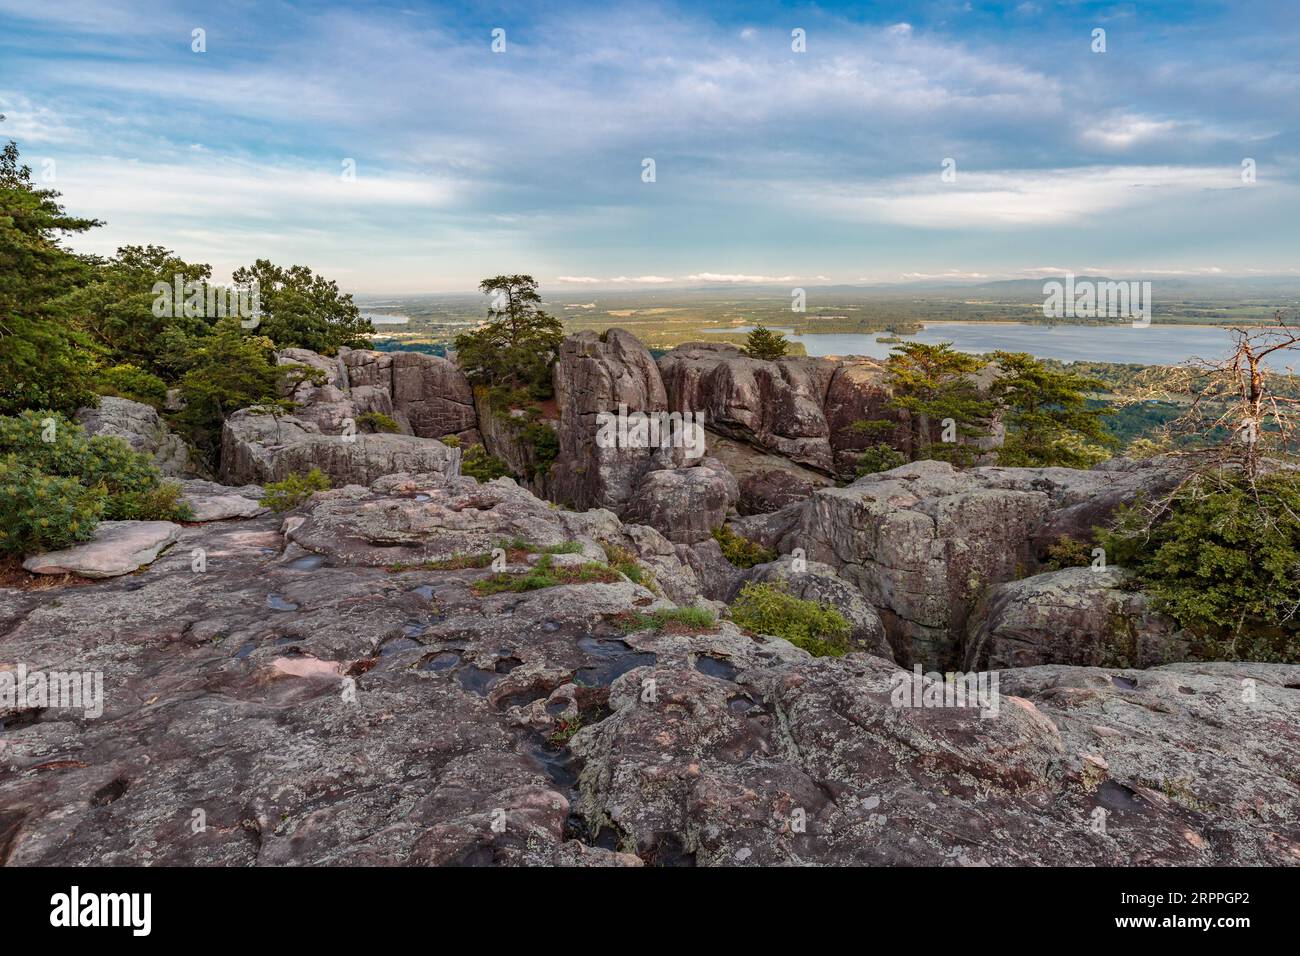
[658,343,836,473]
[621,458,740,545]
[738,469,816,516]
[22,520,181,578]
[965,567,1190,671]
[75,397,191,477]
[180,479,269,522]
[219,409,462,487]
[550,329,672,511]
[782,458,1186,668]
[341,348,480,443]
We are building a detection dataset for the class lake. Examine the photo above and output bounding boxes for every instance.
[706,321,1298,371]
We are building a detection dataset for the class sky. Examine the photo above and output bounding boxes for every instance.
[1,0,1297,294]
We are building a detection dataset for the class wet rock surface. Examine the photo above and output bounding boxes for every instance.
[2,471,1295,867]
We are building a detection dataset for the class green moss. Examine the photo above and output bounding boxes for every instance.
[729,581,852,657]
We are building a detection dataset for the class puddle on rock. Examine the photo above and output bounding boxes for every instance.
[267,594,299,612]
[695,656,740,682]
[284,554,326,571]
[381,637,422,656]
[574,636,655,687]
[410,584,435,601]
[1110,675,1138,691]
[456,666,502,695]
[420,651,461,672]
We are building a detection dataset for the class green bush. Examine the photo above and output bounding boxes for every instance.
[355,411,400,433]
[729,581,852,657]
[95,364,168,407]
[0,410,190,555]
[712,524,776,569]
[440,433,461,448]
[1100,471,1300,662]
[461,443,511,482]
[855,443,906,476]
[1043,534,1095,571]
[0,457,105,555]
[260,468,332,513]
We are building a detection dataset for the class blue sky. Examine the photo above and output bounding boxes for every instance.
[1,0,1296,293]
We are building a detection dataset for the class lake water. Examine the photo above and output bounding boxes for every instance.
[706,322,1297,370]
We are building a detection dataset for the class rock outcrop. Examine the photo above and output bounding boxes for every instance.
[75,396,192,477]
[219,409,462,486]
[22,520,181,578]
[180,479,268,522]
[4,470,1296,867]
[777,458,1189,668]
[965,567,1190,671]
[658,343,837,473]
[550,330,672,511]
[621,458,739,545]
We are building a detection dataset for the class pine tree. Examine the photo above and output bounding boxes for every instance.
[743,324,789,361]
[0,127,102,415]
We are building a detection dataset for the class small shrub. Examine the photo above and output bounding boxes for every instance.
[0,457,105,555]
[261,468,332,513]
[95,364,168,407]
[1043,534,1094,571]
[1100,471,1300,663]
[355,411,400,433]
[854,443,906,476]
[729,581,852,657]
[603,543,656,589]
[712,524,775,569]
[440,433,461,448]
[461,443,512,482]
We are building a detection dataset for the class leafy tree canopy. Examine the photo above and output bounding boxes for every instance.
[231,259,372,355]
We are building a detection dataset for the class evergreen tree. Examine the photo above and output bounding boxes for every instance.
[876,342,993,462]
[0,127,102,415]
[454,275,564,398]
[743,324,789,360]
[989,350,1114,467]
[231,259,372,354]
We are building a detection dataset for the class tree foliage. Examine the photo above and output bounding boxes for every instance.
[454,275,563,398]
[989,350,1115,467]
[743,324,789,360]
[0,131,101,415]
[231,259,372,354]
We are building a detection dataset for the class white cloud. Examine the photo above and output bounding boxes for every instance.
[801,165,1271,228]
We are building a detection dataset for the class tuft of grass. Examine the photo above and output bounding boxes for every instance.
[473,554,622,595]
[548,716,583,746]
[618,606,717,635]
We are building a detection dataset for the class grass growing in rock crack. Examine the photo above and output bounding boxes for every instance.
[617,606,717,635]
[386,539,586,573]
[711,524,776,569]
[473,554,622,594]
[548,715,583,746]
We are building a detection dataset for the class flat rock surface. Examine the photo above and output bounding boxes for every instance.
[21,521,182,579]
[1,474,1296,866]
